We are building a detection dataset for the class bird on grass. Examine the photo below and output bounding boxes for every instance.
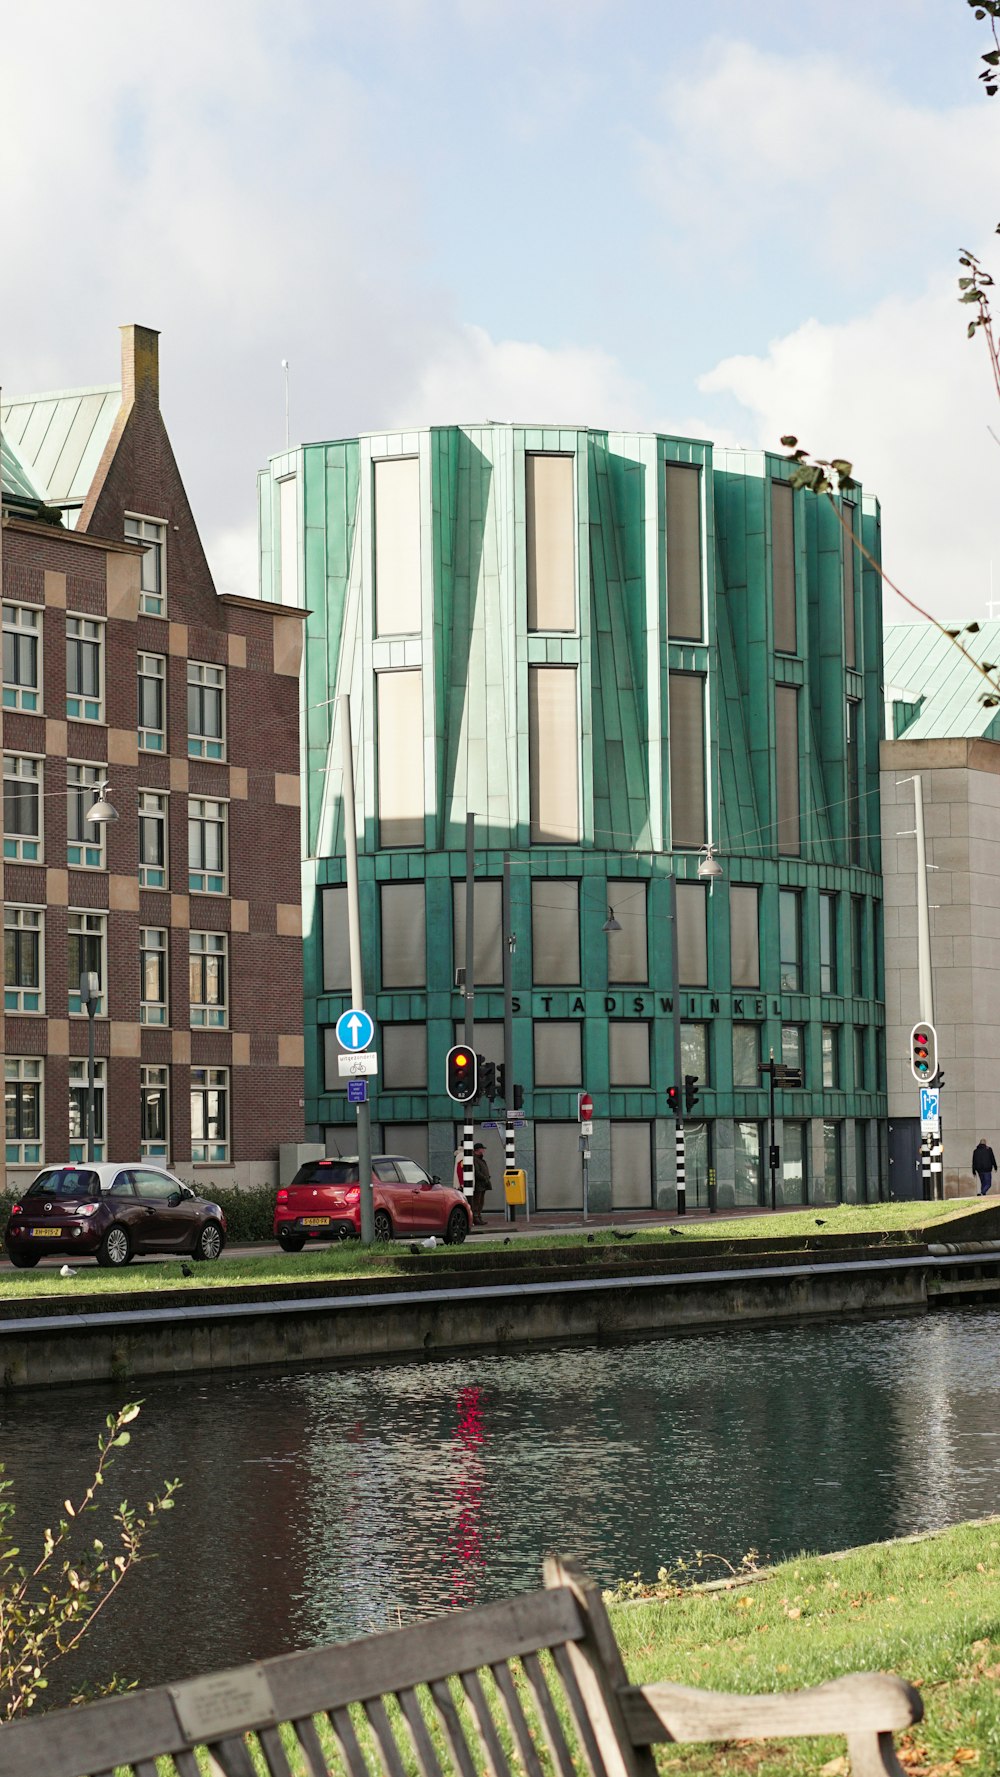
[503,1237,512,1246]
[669,1227,683,1237]
[815,1218,827,1227]
[59,1264,77,1278]
[611,1229,636,1241]
[587,1234,596,1244]
[408,1244,421,1255]
[181,1263,194,1278]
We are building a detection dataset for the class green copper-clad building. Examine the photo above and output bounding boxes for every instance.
[258,425,885,1211]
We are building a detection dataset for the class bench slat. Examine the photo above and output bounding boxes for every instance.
[293,1713,335,1777]
[519,1651,579,1777]
[621,1674,923,1742]
[174,1750,204,1777]
[543,1557,655,1777]
[489,1661,546,1777]
[398,1686,445,1777]
[258,1721,299,1777]
[205,1733,260,1777]
[459,1668,514,1777]
[428,1679,480,1777]
[333,1702,376,1777]
[549,1643,610,1777]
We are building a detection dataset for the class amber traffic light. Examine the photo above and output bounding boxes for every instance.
[446,1044,479,1103]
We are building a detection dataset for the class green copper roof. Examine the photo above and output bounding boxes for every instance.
[1,432,45,508]
[884,619,1000,740]
[1,384,119,508]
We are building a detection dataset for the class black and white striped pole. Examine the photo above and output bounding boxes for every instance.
[667,873,686,1215]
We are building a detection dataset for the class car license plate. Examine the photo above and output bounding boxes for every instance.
[30,1227,62,1238]
[301,1216,331,1227]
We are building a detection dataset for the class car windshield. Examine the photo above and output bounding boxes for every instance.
[290,1162,359,1185]
[25,1169,100,1201]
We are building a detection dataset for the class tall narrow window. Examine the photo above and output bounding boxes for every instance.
[822,1025,839,1089]
[732,1024,760,1088]
[526,454,575,631]
[380,883,426,989]
[69,1059,105,1162]
[607,882,647,984]
[772,481,796,653]
[140,928,168,1026]
[374,458,421,635]
[278,477,298,606]
[729,885,759,988]
[676,883,708,987]
[66,616,103,721]
[852,896,865,997]
[610,1122,653,1209]
[665,463,702,640]
[779,889,802,991]
[188,798,227,894]
[782,1122,808,1205]
[139,790,168,889]
[322,886,351,992]
[734,1122,763,1206]
[188,662,226,760]
[4,906,43,1013]
[67,764,105,869]
[846,698,861,864]
[189,932,228,1028]
[531,880,580,985]
[452,880,503,985]
[3,755,42,861]
[68,911,106,1015]
[781,1024,805,1081]
[141,1065,169,1158]
[377,670,424,846]
[668,673,706,849]
[191,1067,229,1163]
[681,1021,709,1083]
[5,1058,43,1166]
[854,1025,867,1089]
[382,1024,428,1090]
[125,515,166,616]
[842,501,857,669]
[775,686,800,855]
[3,603,40,710]
[138,653,166,751]
[819,892,837,993]
[820,1121,842,1204]
[528,666,579,843]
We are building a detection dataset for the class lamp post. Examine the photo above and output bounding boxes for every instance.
[82,785,118,1164]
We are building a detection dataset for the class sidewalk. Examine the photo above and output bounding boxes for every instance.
[470,1201,821,1237]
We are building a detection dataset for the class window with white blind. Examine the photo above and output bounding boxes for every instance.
[452,880,502,985]
[533,1021,582,1088]
[772,481,797,653]
[606,882,647,983]
[842,500,857,669]
[534,1122,582,1210]
[729,885,760,988]
[526,454,576,632]
[528,667,579,843]
[610,1121,653,1209]
[669,673,706,849]
[322,886,351,992]
[374,458,421,636]
[380,883,426,989]
[3,754,42,861]
[609,1023,650,1087]
[377,670,424,846]
[531,880,580,985]
[665,463,703,641]
[775,686,800,855]
[382,1024,428,1090]
[676,883,708,986]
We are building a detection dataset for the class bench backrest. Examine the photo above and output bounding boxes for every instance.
[0,1555,922,1777]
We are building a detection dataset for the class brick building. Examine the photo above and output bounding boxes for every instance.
[1,325,306,1191]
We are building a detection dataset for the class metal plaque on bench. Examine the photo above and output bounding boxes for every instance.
[170,1663,277,1740]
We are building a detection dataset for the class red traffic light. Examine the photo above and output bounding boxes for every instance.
[909,1021,938,1083]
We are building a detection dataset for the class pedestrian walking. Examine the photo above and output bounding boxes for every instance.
[472,1142,492,1226]
[972,1138,997,1195]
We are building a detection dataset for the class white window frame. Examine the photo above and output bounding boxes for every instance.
[69,1057,106,1163]
[65,614,104,722]
[187,661,226,761]
[3,753,43,862]
[138,652,166,751]
[188,797,227,895]
[2,602,41,712]
[4,905,44,1014]
[67,762,106,869]
[125,513,167,617]
[140,927,169,1026]
[189,930,228,1028]
[5,1057,43,1167]
[141,1064,170,1160]
[191,1065,229,1163]
[139,789,168,889]
[68,910,107,1016]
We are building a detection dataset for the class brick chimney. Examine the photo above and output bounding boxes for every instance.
[120,324,160,408]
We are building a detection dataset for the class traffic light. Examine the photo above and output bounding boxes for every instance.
[666,1084,680,1117]
[684,1074,700,1114]
[479,1058,498,1101]
[512,1082,524,1111]
[910,1022,938,1083]
[446,1044,478,1103]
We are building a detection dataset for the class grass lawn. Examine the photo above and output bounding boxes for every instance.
[609,1517,1000,1773]
[0,1200,981,1302]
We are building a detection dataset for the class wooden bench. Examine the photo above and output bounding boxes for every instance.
[0,1555,922,1777]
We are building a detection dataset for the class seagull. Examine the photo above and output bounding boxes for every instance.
[59,1264,77,1278]
[421,1236,437,1249]
[611,1229,636,1241]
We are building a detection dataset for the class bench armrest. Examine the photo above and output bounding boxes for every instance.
[620,1671,923,1741]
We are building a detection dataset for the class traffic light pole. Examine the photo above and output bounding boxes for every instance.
[463,812,476,1204]
[768,1054,778,1213]
[668,873,686,1215]
[340,694,374,1247]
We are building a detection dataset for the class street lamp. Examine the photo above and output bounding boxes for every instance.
[87,782,119,826]
[602,906,622,933]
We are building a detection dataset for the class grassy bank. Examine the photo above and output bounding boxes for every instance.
[0,1200,981,1302]
[609,1518,1000,1772]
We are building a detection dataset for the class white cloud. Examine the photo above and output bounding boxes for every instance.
[395,324,651,431]
[700,282,1000,623]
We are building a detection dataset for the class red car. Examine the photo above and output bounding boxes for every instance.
[274,1155,472,1249]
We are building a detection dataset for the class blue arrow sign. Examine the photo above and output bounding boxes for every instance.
[920,1086,940,1125]
[336,1007,374,1052]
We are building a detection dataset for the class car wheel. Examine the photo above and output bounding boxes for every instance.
[7,1250,39,1269]
[192,1220,224,1262]
[445,1208,469,1246]
[278,1234,306,1253]
[96,1224,132,1269]
[373,1209,393,1243]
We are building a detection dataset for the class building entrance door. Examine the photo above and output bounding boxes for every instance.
[888,1117,924,1200]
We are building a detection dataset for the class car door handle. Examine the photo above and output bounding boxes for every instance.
[145,1206,156,1216]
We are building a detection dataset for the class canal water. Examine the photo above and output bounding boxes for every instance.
[2,1306,999,1702]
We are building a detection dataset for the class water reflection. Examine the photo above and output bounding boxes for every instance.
[3,1306,1000,1699]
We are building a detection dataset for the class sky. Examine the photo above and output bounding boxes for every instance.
[4,0,1000,623]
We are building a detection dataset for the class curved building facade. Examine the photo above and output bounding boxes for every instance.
[259,424,885,1210]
